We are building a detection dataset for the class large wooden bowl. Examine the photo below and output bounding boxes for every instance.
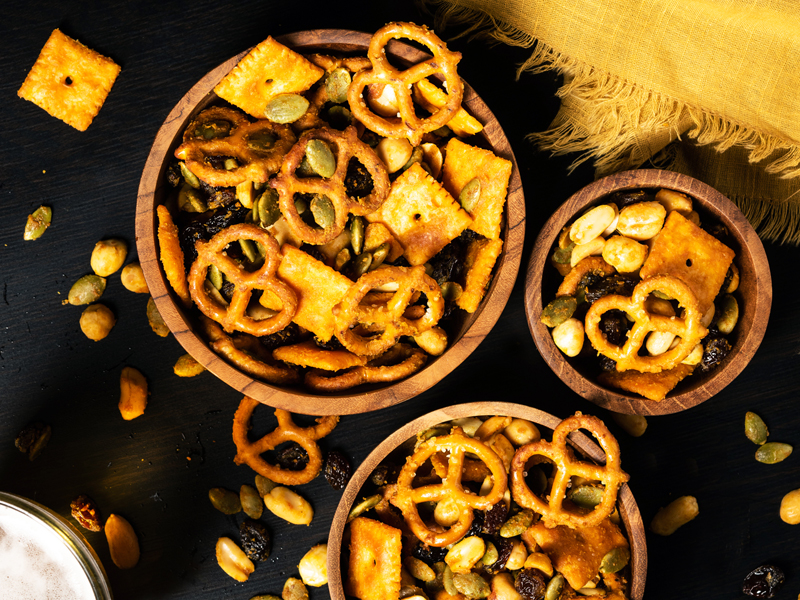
[328,401,647,600]
[135,30,525,415]
[525,169,771,415]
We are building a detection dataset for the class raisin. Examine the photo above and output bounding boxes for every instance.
[463,510,485,538]
[207,187,236,209]
[300,243,326,264]
[275,443,309,471]
[166,161,182,187]
[344,157,374,198]
[259,322,301,352]
[599,309,631,347]
[204,155,234,170]
[412,541,448,565]
[240,519,271,562]
[482,502,508,536]
[70,494,102,532]
[324,450,352,490]
[608,189,655,208]
[314,335,345,351]
[220,281,236,302]
[705,221,730,241]
[515,568,547,600]
[370,463,399,487]
[697,334,732,374]
[585,274,637,305]
[177,203,250,266]
[15,422,51,461]
[484,537,513,575]
[742,565,785,598]
[598,354,618,372]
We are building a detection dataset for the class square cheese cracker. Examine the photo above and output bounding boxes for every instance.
[17,29,120,131]
[214,36,323,119]
[366,162,472,266]
[346,517,402,600]
[441,138,511,240]
[599,363,696,401]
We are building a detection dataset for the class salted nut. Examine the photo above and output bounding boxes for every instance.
[215,537,254,582]
[119,366,148,420]
[262,486,313,525]
[105,514,140,569]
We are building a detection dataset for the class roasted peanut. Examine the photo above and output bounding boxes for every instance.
[715,294,739,334]
[570,204,617,246]
[80,304,115,341]
[779,489,800,524]
[523,552,553,577]
[120,262,149,293]
[421,142,443,178]
[91,238,127,277]
[367,83,399,117]
[650,495,699,535]
[616,202,666,241]
[434,497,461,527]
[490,573,523,600]
[105,514,140,569]
[282,576,309,600]
[611,413,648,437]
[414,327,448,356]
[570,236,605,267]
[504,539,528,570]
[681,343,704,366]
[646,330,676,356]
[173,353,205,377]
[504,419,540,446]
[376,137,413,173]
[552,318,584,357]
[263,486,313,525]
[475,416,513,440]
[119,366,148,420]
[216,537,254,582]
[602,235,648,273]
[298,543,327,587]
[445,536,485,573]
[655,189,693,214]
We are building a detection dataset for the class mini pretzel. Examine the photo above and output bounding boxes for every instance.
[188,223,297,336]
[394,428,507,547]
[348,22,464,145]
[304,343,427,392]
[232,396,339,485]
[585,274,707,373]
[174,106,296,187]
[270,125,390,245]
[511,414,629,529]
[332,266,444,357]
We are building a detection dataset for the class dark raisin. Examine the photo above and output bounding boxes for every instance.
[344,157,374,198]
[427,231,476,287]
[599,309,631,347]
[370,463,399,486]
[721,264,735,293]
[515,568,547,600]
[15,422,51,461]
[585,274,637,305]
[463,510,485,538]
[70,495,102,532]
[166,161,182,187]
[300,243,326,264]
[360,130,380,148]
[742,565,785,598]
[482,502,508,536]
[177,203,250,266]
[705,221,730,241]
[259,322,301,352]
[390,255,411,268]
[324,450,352,490]
[484,537,513,575]
[608,189,655,208]
[220,281,235,302]
[598,354,618,372]
[697,334,732,374]
[204,155,234,170]
[206,187,236,209]
[240,519,271,562]
[314,335,345,351]
[275,443,309,471]
[412,541,448,565]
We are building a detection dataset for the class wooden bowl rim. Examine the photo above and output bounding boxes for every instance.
[524,169,772,415]
[327,401,647,600]
[135,29,525,415]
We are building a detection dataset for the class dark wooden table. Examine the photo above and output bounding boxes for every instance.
[2,1,799,599]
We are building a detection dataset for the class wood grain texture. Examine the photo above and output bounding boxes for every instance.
[327,402,647,600]
[525,169,772,415]
[136,29,525,416]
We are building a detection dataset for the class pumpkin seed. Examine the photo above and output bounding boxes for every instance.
[441,281,463,302]
[599,546,630,574]
[294,196,308,215]
[400,146,424,173]
[68,275,106,305]
[23,205,52,241]
[652,290,673,300]
[209,487,242,515]
[452,573,490,599]
[178,183,207,212]
[305,139,336,178]
[551,245,573,265]
[207,264,224,290]
[568,485,604,509]
[541,296,578,327]
[351,252,372,277]
[240,485,263,519]
[264,93,309,124]
[459,177,481,213]
[369,242,390,270]
[335,248,351,271]
[418,425,449,442]
[500,508,534,538]
[442,564,457,596]
[310,195,336,229]
[326,105,353,129]
[716,294,739,334]
[255,475,277,497]
[481,541,498,566]
[296,155,316,177]
[246,130,277,152]
[255,189,281,228]
[179,162,201,188]
[755,442,793,464]
[351,216,365,255]
[224,158,238,171]
[326,68,351,103]
[194,119,231,139]
[745,411,769,445]
[545,573,566,600]
[348,494,381,522]
[404,556,435,582]
[240,239,259,263]
[147,296,170,337]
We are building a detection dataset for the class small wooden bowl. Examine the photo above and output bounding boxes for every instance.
[135,30,525,415]
[328,401,647,599]
[525,169,772,415]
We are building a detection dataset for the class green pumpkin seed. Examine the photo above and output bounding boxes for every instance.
[305,139,337,178]
[255,475,277,497]
[459,177,481,213]
[442,565,457,596]
[347,494,381,522]
[351,252,372,277]
[755,442,793,464]
[282,578,309,600]
[224,157,239,171]
[326,105,353,128]
[745,411,769,445]
[310,195,336,229]
[326,68,351,104]
[179,162,201,188]
[499,508,534,537]
[551,245,573,265]
[652,290,673,300]
[240,239,261,263]
[335,248,352,271]
[207,264,224,290]
[178,183,207,213]
[23,205,52,241]
[541,296,578,328]
[294,196,308,215]
[481,541,498,566]
[208,487,241,514]
[246,130,278,152]
[452,573,490,599]
[147,297,170,337]
[68,275,106,305]
[240,484,263,519]
[193,119,231,139]
[419,425,449,442]
[404,556,435,582]
[296,155,316,177]
[369,242,391,271]
[401,146,424,173]
[545,573,566,600]
[599,547,630,574]
[351,216,365,255]
[441,281,463,302]
[716,294,739,335]
[255,189,281,228]
[568,485,604,509]
[264,93,309,124]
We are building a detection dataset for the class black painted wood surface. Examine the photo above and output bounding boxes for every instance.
[1,1,799,599]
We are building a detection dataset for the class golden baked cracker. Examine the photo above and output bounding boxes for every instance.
[346,517,402,600]
[639,211,734,314]
[457,238,503,313]
[17,29,120,131]
[214,36,324,119]
[156,205,190,306]
[277,244,351,341]
[528,518,629,590]
[366,163,472,266]
[273,340,367,371]
[441,138,511,240]
[598,363,696,401]
[364,222,404,262]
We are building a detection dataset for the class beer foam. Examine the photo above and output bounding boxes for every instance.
[0,504,95,600]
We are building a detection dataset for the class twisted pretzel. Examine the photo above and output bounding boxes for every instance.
[332,266,444,357]
[174,106,296,187]
[585,274,707,373]
[232,396,339,485]
[511,414,629,529]
[188,223,297,336]
[270,125,389,245]
[347,22,464,145]
[394,429,507,547]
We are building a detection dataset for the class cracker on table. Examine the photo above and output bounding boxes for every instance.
[17,29,120,131]
[598,363,695,401]
[366,163,472,266]
[346,517,402,600]
[277,244,352,341]
[441,138,511,240]
[273,340,366,371]
[214,36,323,119]
[457,238,503,313]
[639,211,734,314]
